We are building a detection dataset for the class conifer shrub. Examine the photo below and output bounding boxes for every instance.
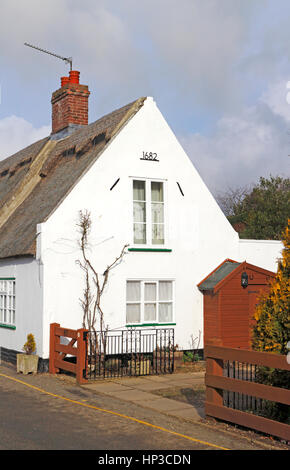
[23,334,36,355]
[251,219,290,423]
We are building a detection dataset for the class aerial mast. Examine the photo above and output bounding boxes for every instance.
[24,42,72,70]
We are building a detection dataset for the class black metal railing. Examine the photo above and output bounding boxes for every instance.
[223,360,263,412]
[85,328,175,380]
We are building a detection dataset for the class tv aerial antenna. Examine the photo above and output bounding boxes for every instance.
[24,42,73,70]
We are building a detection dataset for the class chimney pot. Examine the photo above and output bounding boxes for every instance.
[69,70,80,84]
[61,76,70,87]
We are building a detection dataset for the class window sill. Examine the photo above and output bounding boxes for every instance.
[0,323,16,330]
[126,323,176,328]
[128,248,172,252]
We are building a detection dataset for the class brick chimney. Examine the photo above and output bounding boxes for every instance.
[51,70,90,135]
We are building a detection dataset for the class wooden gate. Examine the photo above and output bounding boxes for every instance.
[49,323,88,384]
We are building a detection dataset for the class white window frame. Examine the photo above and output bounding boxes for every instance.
[0,278,16,327]
[126,279,175,325]
[131,177,168,247]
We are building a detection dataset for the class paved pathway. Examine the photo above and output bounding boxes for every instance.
[83,372,206,422]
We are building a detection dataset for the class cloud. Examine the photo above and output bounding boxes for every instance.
[180,78,290,194]
[0,1,277,113]
[0,2,140,83]
[0,115,50,160]
[1,1,290,120]
[0,0,290,192]
[262,79,290,122]
[0,0,149,118]
[136,0,257,110]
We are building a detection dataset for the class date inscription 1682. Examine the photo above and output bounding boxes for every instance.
[140,151,159,162]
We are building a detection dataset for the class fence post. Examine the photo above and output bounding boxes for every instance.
[76,328,88,384]
[49,323,60,375]
[205,352,224,412]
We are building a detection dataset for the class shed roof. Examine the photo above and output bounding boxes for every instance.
[198,258,275,293]
[0,97,146,259]
[198,259,241,292]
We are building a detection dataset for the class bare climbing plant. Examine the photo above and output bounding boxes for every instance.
[76,209,128,353]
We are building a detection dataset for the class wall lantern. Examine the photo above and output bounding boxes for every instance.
[241,271,248,288]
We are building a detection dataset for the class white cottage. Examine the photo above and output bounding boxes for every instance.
[0,71,283,369]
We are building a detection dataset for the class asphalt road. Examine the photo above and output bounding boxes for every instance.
[0,372,216,451]
[0,363,285,454]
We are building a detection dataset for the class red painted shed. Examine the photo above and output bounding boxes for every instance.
[198,259,275,349]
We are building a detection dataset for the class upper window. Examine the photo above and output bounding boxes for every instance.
[133,179,165,246]
[126,280,173,325]
[0,279,16,327]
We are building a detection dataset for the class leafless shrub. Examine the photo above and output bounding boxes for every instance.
[76,209,128,353]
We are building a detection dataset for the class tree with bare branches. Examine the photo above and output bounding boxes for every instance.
[215,184,251,218]
[76,209,128,353]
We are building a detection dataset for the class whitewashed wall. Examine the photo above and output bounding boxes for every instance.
[0,257,43,356]
[39,97,240,357]
[238,239,283,272]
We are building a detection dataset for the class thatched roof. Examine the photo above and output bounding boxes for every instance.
[0,98,146,258]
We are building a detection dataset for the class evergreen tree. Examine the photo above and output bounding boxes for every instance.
[217,175,290,240]
[252,219,290,422]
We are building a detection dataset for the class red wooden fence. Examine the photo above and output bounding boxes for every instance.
[49,323,88,384]
[205,344,290,441]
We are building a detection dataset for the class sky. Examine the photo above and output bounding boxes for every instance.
[0,0,289,195]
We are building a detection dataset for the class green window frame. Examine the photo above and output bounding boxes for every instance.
[0,278,16,328]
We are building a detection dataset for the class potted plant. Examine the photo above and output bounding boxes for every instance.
[17,334,39,375]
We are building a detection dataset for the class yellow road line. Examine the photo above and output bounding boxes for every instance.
[0,372,229,451]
